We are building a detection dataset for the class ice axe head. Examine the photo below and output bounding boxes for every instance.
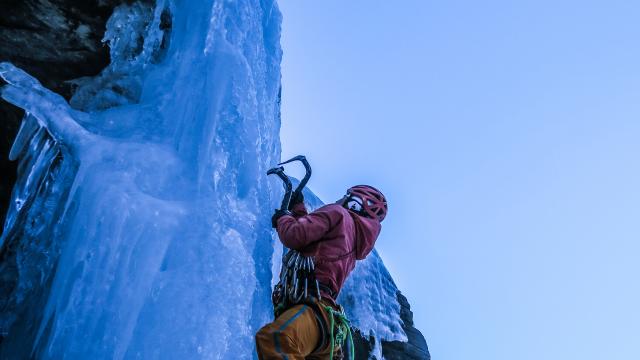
[278,155,307,166]
[277,155,312,201]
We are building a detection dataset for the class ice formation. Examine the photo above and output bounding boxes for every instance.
[0,0,405,358]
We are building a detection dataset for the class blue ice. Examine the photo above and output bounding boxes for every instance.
[0,1,405,358]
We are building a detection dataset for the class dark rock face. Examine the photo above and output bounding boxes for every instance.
[382,292,431,359]
[0,103,20,233]
[353,291,431,360]
[0,0,125,95]
[0,0,129,227]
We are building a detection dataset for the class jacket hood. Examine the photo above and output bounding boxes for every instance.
[349,211,381,260]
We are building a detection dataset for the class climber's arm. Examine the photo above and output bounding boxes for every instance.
[276,206,334,250]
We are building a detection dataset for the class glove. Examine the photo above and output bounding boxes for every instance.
[272,209,292,228]
[287,191,304,210]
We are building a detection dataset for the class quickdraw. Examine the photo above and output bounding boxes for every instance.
[272,249,321,317]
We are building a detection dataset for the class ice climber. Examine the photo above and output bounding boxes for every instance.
[256,185,387,359]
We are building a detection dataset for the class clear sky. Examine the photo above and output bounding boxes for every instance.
[277,1,640,359]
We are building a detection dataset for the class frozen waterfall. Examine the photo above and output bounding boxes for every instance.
[0,0,405,358]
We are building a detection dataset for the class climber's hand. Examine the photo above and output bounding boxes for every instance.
[272,209,292,228]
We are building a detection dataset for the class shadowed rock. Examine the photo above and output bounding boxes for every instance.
[0,0,133,227]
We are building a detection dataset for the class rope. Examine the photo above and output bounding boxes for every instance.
[327,305,336,359]
[323,305,355,360]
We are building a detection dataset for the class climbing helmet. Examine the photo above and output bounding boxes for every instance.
[345,185,387,222]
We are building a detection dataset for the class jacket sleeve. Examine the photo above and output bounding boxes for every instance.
[276,206,335,250]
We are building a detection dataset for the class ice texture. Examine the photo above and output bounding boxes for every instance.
[0,0,282,358]
[69,2,170,111]
[0,0,406,358]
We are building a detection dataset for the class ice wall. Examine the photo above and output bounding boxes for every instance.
[0,0,283,358]
[0,0,409,359]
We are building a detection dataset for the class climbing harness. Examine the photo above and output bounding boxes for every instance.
[271,250,355,360]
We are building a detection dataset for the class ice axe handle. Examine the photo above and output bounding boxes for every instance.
[267,166,294,210]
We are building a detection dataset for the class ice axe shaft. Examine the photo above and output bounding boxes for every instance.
[267,166,293,210]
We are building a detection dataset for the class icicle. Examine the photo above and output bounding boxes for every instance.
[24,136,57,202]
[9,113,39,161]
[13,127,47,211]
[2,125,59,238]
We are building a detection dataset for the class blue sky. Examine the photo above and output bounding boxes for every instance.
[277,1,640,359]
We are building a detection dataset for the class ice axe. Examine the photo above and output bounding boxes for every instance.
[278,155,312,207]
[267,155,312,211]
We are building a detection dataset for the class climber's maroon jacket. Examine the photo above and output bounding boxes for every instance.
[276,202,381,300]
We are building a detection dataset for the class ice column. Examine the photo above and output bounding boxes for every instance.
[0,0,283,358]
